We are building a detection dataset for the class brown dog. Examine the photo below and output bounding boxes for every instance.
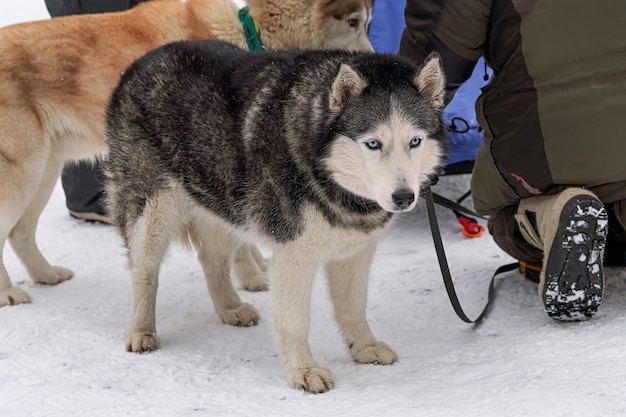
[0,0,373,307]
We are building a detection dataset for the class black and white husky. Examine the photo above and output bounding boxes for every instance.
[104,40,447,393]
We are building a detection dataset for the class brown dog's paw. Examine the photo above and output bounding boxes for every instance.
[289,365,335,394]
[232,245,270,292]
[33,265,74,285]
[126,332,158,353]
[239,272,269,292]
[0,286,32,307]
[220,303,260,327]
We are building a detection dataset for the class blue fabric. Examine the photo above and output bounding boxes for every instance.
[368,0,491,167]
[369,0,405,53]
[444,62,491,165]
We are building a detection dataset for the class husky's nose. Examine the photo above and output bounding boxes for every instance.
[392,189,415,210]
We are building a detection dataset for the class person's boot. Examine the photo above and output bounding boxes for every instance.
[514,188,608,321]
[62,162,111,225]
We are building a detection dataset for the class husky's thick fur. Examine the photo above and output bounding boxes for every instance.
[104,40,447,393]
[0,0,373,307]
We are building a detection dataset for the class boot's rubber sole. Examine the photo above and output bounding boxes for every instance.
[69,210,112,225]
[543,195,608,321]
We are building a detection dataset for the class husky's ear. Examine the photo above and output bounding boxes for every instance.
[414,53,445,109]
[330,64,367,113]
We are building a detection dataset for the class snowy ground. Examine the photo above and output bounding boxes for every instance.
[3,2,626,417]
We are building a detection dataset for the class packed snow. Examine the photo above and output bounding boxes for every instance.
[2,2,626,416]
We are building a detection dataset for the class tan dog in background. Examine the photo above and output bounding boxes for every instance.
[0,0,373,307]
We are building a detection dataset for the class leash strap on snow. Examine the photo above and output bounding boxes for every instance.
[431,191,487,221]
[424,185,518,324]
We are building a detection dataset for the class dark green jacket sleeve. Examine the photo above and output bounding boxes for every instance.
[400,0,491,99]
[398,0,446,64]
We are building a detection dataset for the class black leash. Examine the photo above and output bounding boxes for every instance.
[431,191,487,220]
[423,185,519,324]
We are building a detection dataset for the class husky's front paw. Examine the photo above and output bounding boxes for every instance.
[33,265,74,285]
[220,303,260,327]
[289,365,335,394]
[352,341,398,365]
[0,286,32,307]
[126,332,158,353]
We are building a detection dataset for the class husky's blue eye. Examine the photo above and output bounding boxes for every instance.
[365,139,381,150]
[410,137,422,148]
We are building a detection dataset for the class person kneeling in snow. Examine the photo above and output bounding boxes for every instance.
[400,0,626,321]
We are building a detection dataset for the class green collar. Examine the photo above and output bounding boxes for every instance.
[238,6,264,51]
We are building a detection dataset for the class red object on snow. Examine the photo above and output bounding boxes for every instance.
[458,216,484,238]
